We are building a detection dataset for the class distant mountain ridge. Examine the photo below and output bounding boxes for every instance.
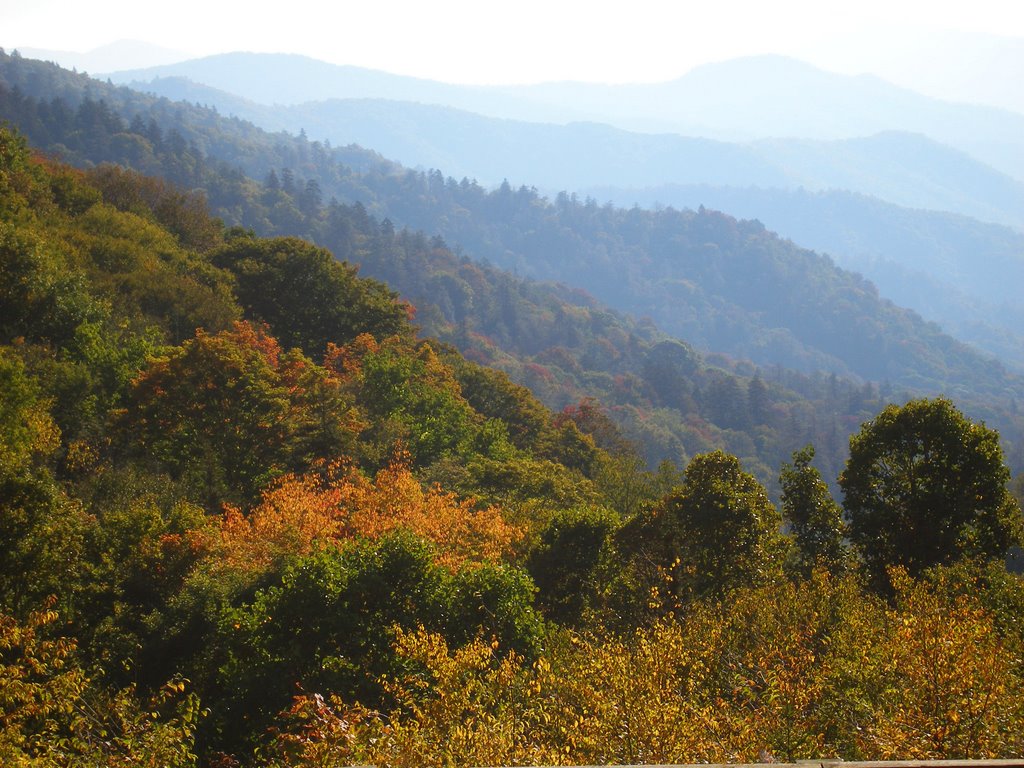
[582,183,1024,371]
[112,76,1024,231]
[108,51,1024,182]
[4,50,1024,477]
[113,60,1024,369]
[0,51,1016,394]
[16,40,190,73]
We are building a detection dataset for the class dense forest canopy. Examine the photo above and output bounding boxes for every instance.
[3,51,1023,490]
[2,50,1024,765]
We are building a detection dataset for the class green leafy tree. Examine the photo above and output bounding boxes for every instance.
[625,450,785,606]
[0,349,59,474]
[527,505,619,625]
[0,350,91,618]
[342,337,482,468]
[779,445,847,574]
[212,234,411,357]
[840,397,1024,584]
[215,532,541,755]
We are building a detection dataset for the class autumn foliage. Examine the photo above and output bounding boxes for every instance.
[211,453,522,576]
[3,127,1024,766]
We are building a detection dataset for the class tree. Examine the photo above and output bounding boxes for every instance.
[120,322,359,508]
[216,532,541,754]
[642,339,699,409]
[840,397,1023,584]
[527,505,619,625]
[0,604,201,766]
[629,450,785,604]
[212,234,411,358]
[779,445,847,574]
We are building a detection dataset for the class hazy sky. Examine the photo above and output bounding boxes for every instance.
[4,0,1023,85]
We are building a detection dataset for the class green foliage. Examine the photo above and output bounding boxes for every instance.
[527,505,619,625]
[448,357,551,451]
[841,397,1024,585]
[627,450,786,605]
[216,533,542,754]
[0,470,90,618]
[69,201,238,343]
[443,563,544,657]
[262,568,1024,765]
[71,465,210,688]
[779,444,847,574]
[0,349,59,473]
[1,54,970,490]
[0,605,201,767]
[212,233,411,357]
[0,222,104,349]
[86,163,222,252]
[343,336,490,469]
[0,604,90,762]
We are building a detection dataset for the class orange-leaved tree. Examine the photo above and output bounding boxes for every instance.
[210,453,522,577]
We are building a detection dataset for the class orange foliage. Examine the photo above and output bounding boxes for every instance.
[221,320,282,367]
[323,333,379,379]
[212,453,522,575]
[342,455,522,569]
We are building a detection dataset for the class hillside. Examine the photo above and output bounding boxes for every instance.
[3,51,1023,482]
[95,70,1024,373]
[583,183,1024,371]
[3,121,1024,768]
[107,52,1024,182]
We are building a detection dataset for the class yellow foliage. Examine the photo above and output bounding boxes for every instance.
[856,570,1024,757]
[261,569,1024,765]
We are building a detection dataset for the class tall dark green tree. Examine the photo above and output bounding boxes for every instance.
[527,505,619,625]
[840,397,1024,584]
[633,450,785,603]
[779,444,847,574]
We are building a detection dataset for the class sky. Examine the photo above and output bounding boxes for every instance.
[4,0,1023,87]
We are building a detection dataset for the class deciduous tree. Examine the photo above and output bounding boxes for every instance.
[840,398,1023,584]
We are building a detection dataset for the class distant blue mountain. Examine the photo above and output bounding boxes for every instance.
[114,74,1024,230]
[584,183,1024,372]
[108,52,1024,182]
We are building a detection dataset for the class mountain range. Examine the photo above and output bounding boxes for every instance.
[3,49,1023,478]
[98,54,1024,371]
[108,52,1024,184]
[105,74,1024,231]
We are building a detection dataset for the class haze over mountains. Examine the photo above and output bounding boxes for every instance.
[100,75,1024,232]
[109,52,1024,184]
[3,48,1023,458]
[796,26,1024,115]
[93,49,1024,372]
[17,39,190,73]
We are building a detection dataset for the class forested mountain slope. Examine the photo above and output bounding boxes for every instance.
[3,125,1024,766]
[108,70,1024,373]
[584,183,1024,372]
[3,51,1023,481]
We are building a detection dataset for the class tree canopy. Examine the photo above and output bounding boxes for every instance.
[840,397,1024,583]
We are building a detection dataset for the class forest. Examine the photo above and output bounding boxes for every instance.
[3,117,1024,765]
[2,50,1024,766]
[4,50,1024,492]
